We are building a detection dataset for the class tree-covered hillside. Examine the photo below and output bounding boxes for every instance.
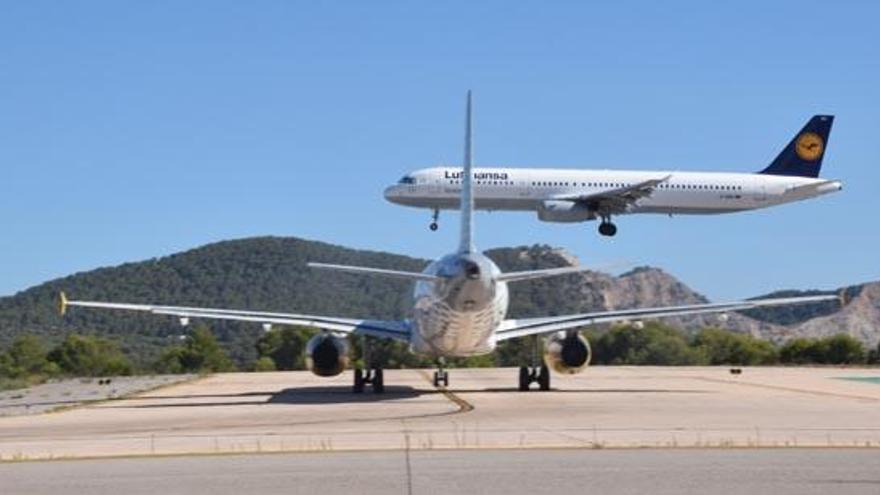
[0,237,426,366]
[0,238,593,367]
[0,236,866,368]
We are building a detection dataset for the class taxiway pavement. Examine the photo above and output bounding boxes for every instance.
[2,449,880,495]
[1,367,879,460]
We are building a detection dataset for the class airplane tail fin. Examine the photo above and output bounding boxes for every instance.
[759,115,834,178]
[459,90,475,254]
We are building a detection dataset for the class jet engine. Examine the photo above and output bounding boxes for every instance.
[305,333,350,377]
[543,331,591,374]
[537,200,596,223]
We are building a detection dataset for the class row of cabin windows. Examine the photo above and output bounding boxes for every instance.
[529,181,743,191]
[445,179,744,192]
[658,183,743,191]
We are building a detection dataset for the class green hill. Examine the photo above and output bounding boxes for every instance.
[0,236,866,367]
[0,237,585,367]
[0,237,427,366]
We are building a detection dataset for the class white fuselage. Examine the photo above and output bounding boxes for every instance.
[408,252,508,357]
[385,167,842,220]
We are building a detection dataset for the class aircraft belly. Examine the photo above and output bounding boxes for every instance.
[392,193,537,211]
[475,197,536,210]
[633,193,753,214]
[630,205,749,215]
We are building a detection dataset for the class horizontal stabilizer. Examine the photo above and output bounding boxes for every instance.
[307,262,438,282]
[784,179,843,196]
[496,265,598,283]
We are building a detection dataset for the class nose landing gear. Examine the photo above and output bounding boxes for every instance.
[429,208,439,231]
[433,357,449,387]
[433,369,449,387]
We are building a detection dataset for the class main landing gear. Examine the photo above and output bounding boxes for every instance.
[518,365,551,391]
[353,335,385,393]
[433,358,449,387]
[519,335,551,391]
[429,208,440,231]
[353,368,384,393]
[598,215,617,237]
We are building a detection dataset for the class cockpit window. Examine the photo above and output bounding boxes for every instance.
[398,176,416,184]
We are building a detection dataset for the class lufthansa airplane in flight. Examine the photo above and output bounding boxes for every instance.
[385,115,842,237]
[60,93,836,392]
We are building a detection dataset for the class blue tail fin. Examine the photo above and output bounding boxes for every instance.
[759,115,834,178]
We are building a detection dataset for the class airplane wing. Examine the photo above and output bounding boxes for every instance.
[494,294,837,341]
[59,293,410,342]
[554,175,671,214]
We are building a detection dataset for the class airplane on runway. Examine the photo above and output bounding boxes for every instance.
[59,93,838,393]
[384,115,842,237]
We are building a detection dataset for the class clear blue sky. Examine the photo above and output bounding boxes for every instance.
[1,1,878,300]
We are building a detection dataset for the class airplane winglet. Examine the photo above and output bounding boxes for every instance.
[59,291,68,316]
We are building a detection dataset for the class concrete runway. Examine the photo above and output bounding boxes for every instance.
[1,367,880,460]
[2,449,880,495]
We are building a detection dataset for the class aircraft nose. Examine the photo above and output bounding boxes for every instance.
[383,185,400,203]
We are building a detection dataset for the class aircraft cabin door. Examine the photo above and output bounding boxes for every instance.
[517,178,531,198]
[420,176,441,196]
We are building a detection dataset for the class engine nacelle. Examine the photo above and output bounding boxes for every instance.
[305,333,350,377]
[537,200,596,223]
[544,331,592,374]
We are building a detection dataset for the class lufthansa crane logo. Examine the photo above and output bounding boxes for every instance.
[795,132,824,161]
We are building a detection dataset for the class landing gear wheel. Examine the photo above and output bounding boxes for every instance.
[517,365,552,391]
[372,368,385,394]
[353,367,384,393]
[429,208,440,231]
[538,365,551,391]
[598,222,617,237]
[518,366,530,391]
[433,370,449,388]
[353,369,365,393]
